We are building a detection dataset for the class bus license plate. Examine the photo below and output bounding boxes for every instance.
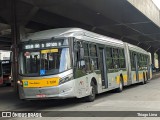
[36,94,46,98]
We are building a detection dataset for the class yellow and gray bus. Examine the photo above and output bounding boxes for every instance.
[17,28,152,101]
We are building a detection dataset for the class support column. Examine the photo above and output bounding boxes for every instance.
[149,48,155,66]
[151,51,155,67]
[11,0,20,93]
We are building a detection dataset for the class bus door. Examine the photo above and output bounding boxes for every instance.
[99,47,108,88]
[134,54,139,81]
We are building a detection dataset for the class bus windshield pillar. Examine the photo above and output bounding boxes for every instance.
[150,51,155,67]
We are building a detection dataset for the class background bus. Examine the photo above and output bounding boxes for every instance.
[1,60,11,86]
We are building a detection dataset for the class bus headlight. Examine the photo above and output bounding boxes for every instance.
[59,74,73,85]
[17,80,23,86]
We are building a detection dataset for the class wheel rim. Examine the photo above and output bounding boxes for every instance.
[91,86,95,98]
[119,80,123,90]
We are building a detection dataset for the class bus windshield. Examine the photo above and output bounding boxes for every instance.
[20,47,71,76]
[2,61,11,75]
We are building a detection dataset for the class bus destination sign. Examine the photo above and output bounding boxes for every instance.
[24,41,63,50]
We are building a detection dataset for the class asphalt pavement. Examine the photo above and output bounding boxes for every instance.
[0,73,160,120]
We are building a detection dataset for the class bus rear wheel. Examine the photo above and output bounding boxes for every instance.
[144,73,147,84]
[141,73,146,85]
[85,81,96,102]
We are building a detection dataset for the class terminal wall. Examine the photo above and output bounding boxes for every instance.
[128,0,160,27]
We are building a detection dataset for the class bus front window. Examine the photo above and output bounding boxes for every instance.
[22,52,40,76]
[21,48,71,76]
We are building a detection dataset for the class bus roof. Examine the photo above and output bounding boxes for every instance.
[22,28,148,54]
[128,43,149,55]
[22,28,85,41]
[22,28,123,44]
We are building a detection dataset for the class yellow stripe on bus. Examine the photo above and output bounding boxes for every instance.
[134,73,145,81]
[134,74,136,81]
[139,73,143,80]
[150,72,152,78]
[116,76,120,84]
[22,77,60,88]
[116,75,128,84]
[123,75,128,83]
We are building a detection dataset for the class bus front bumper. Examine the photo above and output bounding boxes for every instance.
[3,78,11,84]
[18,80,76,100]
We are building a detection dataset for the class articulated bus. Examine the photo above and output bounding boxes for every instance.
[18,28,152,101]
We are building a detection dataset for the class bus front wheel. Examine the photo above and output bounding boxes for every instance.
[85,81,96,102]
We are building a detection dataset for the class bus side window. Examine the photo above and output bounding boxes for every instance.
[74,41,82,69]
[106,47,114,71]
[74,40,90,78]
[89,44,98,70]
[112,48,119,69]
[119,49,125,69]
[83,42,90,72]
[132,52,135,70]
[130,51,134,70]
[137,53,140,68]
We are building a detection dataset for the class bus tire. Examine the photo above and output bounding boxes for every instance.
[85,81,96,102]
[141,73,145,85]
[6,83,11,86]
[116,77,123,92]
[146,72,148,83]
[144,73,147,84]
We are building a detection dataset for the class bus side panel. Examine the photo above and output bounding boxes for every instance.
[74,73,99,98]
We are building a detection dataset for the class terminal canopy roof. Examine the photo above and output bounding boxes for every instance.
[0,0,160,52]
